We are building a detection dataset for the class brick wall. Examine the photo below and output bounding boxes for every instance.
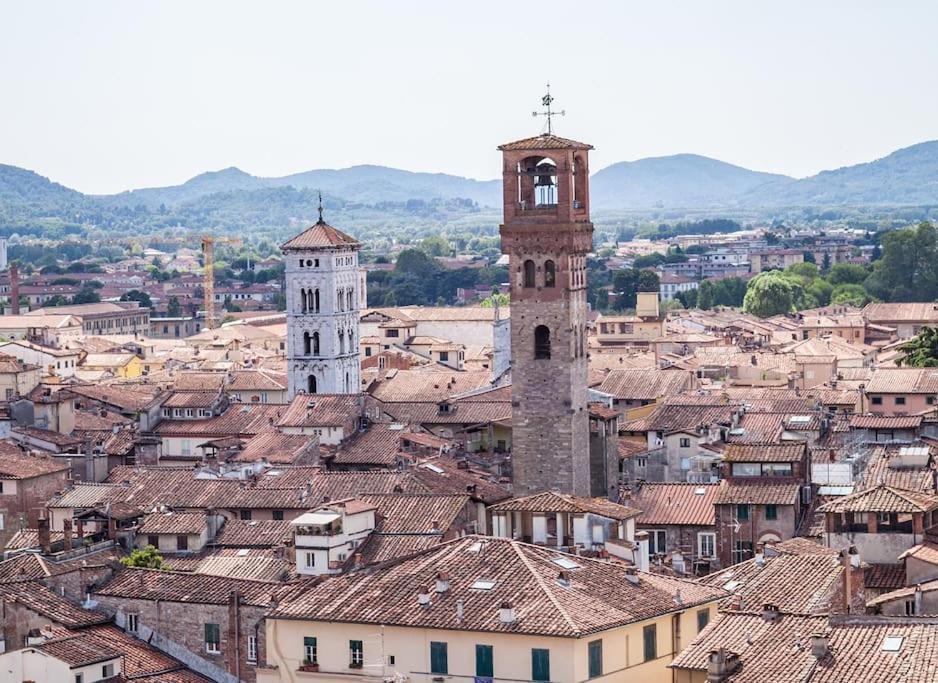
[0,469,69,546]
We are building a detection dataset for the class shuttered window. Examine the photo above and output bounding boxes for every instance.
[204,623,220,653]
[475,644,493,678]
[588,640,602,678]
[430,642,448,675]
[531,648,550,682]
[643,624,657,662]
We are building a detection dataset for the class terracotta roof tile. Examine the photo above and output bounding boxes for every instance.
[596,368,693,401]
[270,536,723,637]
[817,484,938,514]
[723,443,806,463]
[281,220,361,250]
[94,566,285,606]
[714,482,800,506]
[497,133,593,151]
[138,511,208,536]
[628,483,717,526]
[849,414,923,429]
[490,491,641,521]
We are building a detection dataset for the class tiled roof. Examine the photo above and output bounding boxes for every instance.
[773,537,839,556]
[276,393,361,428]
[596,368,692,401]
[628,483,717,526]
[269,536,723,637]
[726,413,787,444]
[849,414,923,429]
[332,423,402,466]
[38,633,120,667]
[411,459,511,504]
[73,408,132,432]
[489,491,641,521]
[155,403,285,437]
[368,370,495,403]
[864,563,906,591]
[70,383,166,412]
[714,482,800,506]
[94,567,285,606]
[863,301,938,323]
[356,534,441,565]
[723,443,806,463]
[232,427,316,464]
[138,511,208,535]
[215,519,294,547]
[361,493,469,534]
[670,612,826,679]
[12,425,83,448]
[497,133,593,151]
[228,368,287,391]
[866,367,938,394]
[816,484,938,514]
[701,551,847,616]
[0,450,69,479]
[0,580,109,628]
[176,548,295,582]
[171,371,227,392]
[163,391,220,409]
[633,403,737,434]
[380,400,511,426]
[281,220,361,250]
[855,443,936,493]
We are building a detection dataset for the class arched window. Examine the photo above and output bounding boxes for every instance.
[312,331,320,355]
[534,325,551,359]
[308,375,317,394]
[544,260,556,288]
[300,288,308,313]
[345,372,350,393]
[314,289,320,313]
[347,289,354,310]
[523,260,536,288]
[338,330,345,354]
[303,331,311,355]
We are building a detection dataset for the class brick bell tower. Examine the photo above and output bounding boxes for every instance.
[499,112,594,497]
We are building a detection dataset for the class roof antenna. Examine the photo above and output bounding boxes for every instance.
[532,83,565,135]
[317,190,324,224]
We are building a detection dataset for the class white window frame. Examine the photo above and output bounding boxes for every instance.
[305,552,315,568]
[248,634,258,663]
[697,532,716,559]
[649,529,667,554]
[126,612,139,633]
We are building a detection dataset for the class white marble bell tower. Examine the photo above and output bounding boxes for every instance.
[281,201,363,398]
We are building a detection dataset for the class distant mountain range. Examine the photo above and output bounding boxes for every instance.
[4,140,938,219]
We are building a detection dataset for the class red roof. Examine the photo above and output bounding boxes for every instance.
[497,133,593,152]
[281,220,360,251]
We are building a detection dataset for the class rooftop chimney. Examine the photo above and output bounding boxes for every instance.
[499,601,516,624]
[456,599,464,623]
[10,264,19,315]
[634,530,650,573]
[707,648,742,683]
[37,517,51,554]
[810,633,829,659]
[761,603,780,622]
[62,518,73,552]
[417,586,432,607]
[624,567,640,585]
[435,572,450,594]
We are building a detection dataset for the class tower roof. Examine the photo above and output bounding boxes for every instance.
[281,219,361,251]
[497,133,593,152]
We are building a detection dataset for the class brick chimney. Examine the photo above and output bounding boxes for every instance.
[226,591,243,679]
[62,518,73,551]
[9,263,19,315]
[37,517,51,554]
[810,633,829,659]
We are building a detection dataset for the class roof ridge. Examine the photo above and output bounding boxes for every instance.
[510,542,580,637]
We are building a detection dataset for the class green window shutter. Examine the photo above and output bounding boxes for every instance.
[697,609,710,633]
[588,640,602,678]
[531,648,550,682]
[204,623,219,644]
[475,644,494,678]
[765,504,778,520]
[430,642,448,675]
[643,624,657,662]
[737,504,749,521]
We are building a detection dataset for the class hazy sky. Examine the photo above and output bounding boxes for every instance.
[3,1,938,194]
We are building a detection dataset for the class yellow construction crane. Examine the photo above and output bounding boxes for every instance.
[201,235,243,330]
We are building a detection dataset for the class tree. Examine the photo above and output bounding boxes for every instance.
[821,252,832,272]
[395,249,440,280]
[830,283,868,307]
[44,294,70,307]
[120,289,153,309]
[71,287,100,305]
[418,234,452,257]
[480,292,510,308]
[675,289,698,309]
[167,295,181,317]
[121,545,165,569]
[697,280,714,310]
[897,327,938,367]
[743,271,798,318]
[803,251,816,264]
[827,263,869,286]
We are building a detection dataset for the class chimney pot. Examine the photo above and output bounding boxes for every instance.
[417,586,432,607]
[435,572,450,593]
[810,633,829,659]
[762,603,780,622]
[499,601,516,624]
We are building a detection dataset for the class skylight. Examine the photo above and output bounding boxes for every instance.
[551,557,581,570]
[423,463,445,474]
[470,579,497,591]
[899,446,928,457]
[237,548,249,556]
[694,487,707,495]
[789,415,811,424]
[722,580,742,591]
[882,636,903,652]
[467,541,484,553]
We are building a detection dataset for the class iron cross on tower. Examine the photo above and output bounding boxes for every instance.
[532,83,565,134]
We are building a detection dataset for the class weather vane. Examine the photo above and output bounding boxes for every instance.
[317,190,324,223]
[532,83,565,135]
